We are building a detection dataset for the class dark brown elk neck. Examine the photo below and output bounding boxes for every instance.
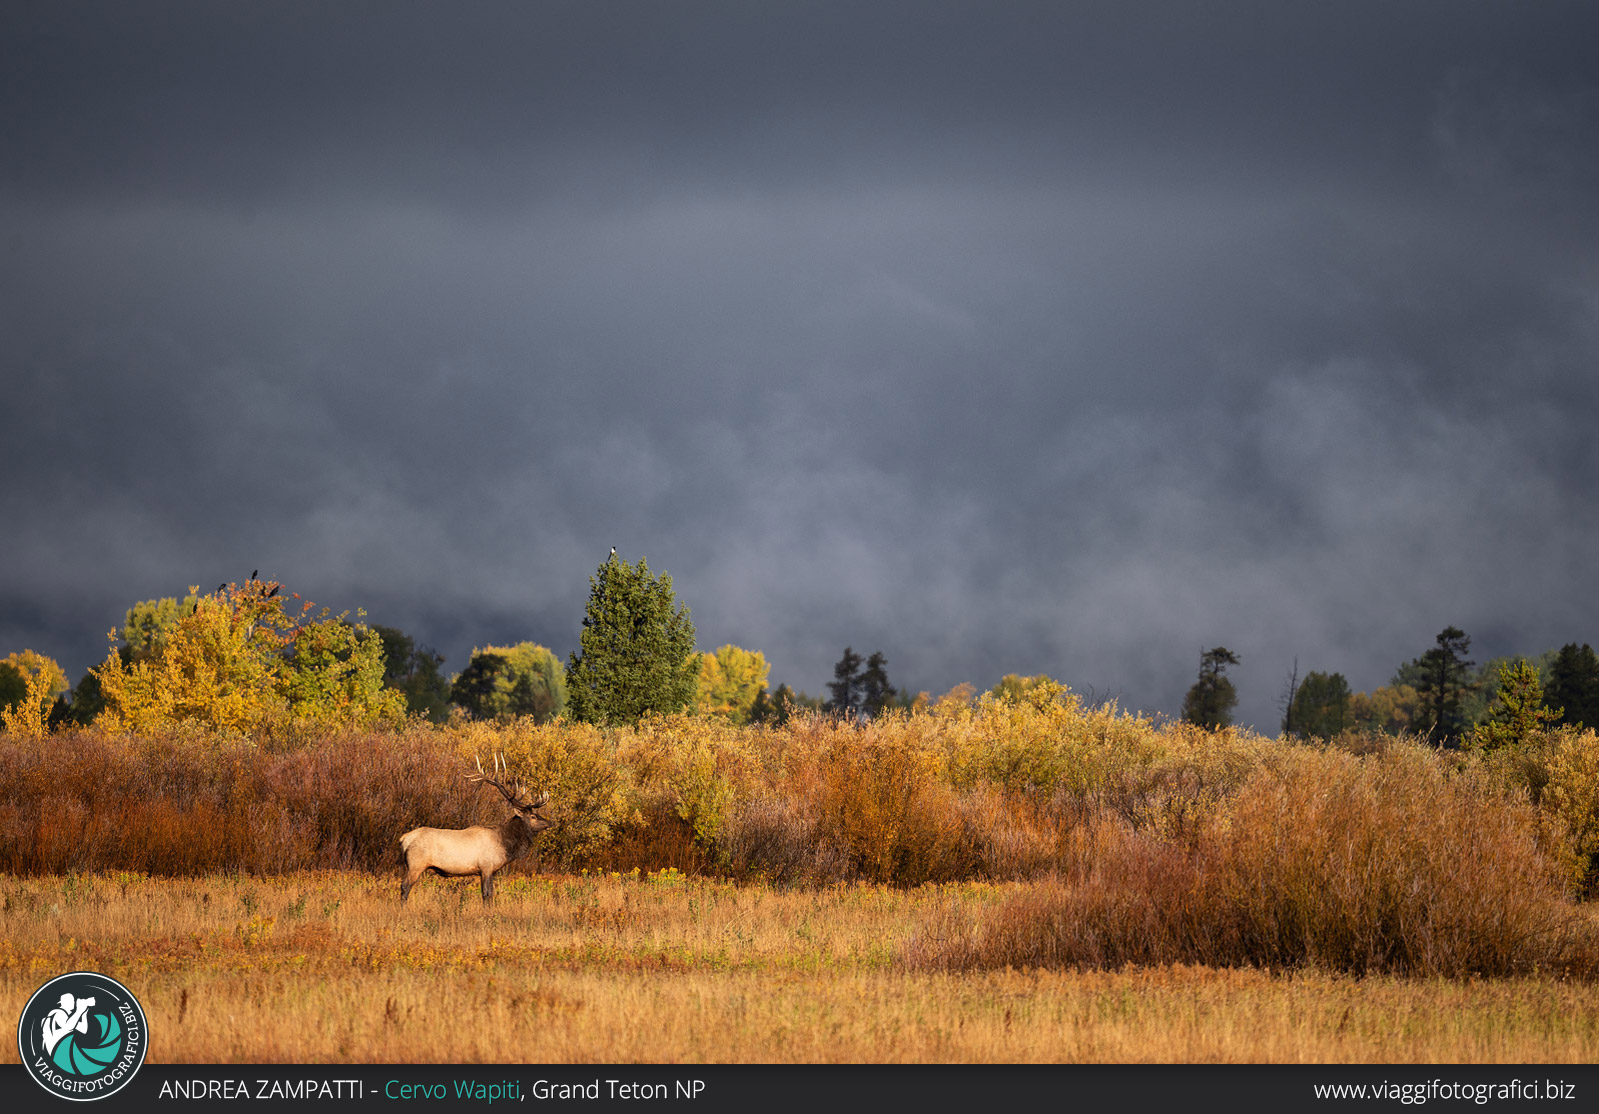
[497,812,539,860]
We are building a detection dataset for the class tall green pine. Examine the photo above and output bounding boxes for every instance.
[566,553,698,726]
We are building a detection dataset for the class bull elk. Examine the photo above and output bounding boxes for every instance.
[399,755,553,903]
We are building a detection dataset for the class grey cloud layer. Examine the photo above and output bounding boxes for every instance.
[2,3,1596,726]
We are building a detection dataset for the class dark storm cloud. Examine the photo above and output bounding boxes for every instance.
[2,2,1597,726]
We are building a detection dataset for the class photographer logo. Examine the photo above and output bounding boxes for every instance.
[17,972,147,1101]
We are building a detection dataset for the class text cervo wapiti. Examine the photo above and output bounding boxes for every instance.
[399,755,553,903]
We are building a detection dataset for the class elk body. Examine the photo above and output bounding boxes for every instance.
[400,756,552,903]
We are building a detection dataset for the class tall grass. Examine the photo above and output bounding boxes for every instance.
[7,872,1598,1062]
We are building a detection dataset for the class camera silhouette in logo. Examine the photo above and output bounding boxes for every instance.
[40,991,124,1074]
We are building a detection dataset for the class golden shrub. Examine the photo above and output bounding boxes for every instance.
[1543,728,1599,893]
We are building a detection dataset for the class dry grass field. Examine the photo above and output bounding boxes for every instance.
[4,870,1598,1064]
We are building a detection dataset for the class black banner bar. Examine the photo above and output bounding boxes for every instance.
[5,1064,1598,1114]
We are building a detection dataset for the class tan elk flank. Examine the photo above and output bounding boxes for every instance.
[399,755,553,902]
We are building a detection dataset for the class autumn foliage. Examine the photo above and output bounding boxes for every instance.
[4,693,1599,979]
[92,578,404,735]
[0,649,68,738]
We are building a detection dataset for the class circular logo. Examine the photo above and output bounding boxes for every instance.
[17,971,148,1101]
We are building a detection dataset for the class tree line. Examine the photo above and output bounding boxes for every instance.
[0,554,889,735]
[3,554,1597,742]
[1179,628,1599,748]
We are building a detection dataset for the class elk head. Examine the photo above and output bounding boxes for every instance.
[467,753,553,834]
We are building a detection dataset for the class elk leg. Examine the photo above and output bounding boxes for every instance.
[481,871,495,903]
[401,863,425,902]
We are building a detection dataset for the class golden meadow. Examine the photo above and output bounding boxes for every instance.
[4,697,1599,1061]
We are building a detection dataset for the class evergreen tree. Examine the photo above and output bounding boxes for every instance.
[507,670,550,720]
[449,652,510,719]
[565,553,697,726]
[1278,657,1300,736]
[766,683,796,725]
[826,647,864,716]
[373,624,451,722]
[1549,642,1599,729]
[1472,657,1561,752]
[1396,626,1474,746]
[375,625,416,688]
[747,687,775,726]
[859,651,897,718]
[1182,647,1240,730]
[755,683,819,725]
[1286,670,1351,739]
[400,647,450,722]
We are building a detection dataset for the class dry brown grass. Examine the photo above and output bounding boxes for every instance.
[2,871,1598,1064]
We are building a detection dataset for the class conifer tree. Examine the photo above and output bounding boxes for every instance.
[1549,642,1599,729]
[450,652,511,719]
[1286,670,1351,739]
[374,624,451,722]
[1182,647,1240,729]
[747,687,775,726]
[758,682,819,725]
[1472,658,1561,752]
[860,651,897,718]
[826,646,864,716]
[1397,626,1474,746]
[565,553,697,726]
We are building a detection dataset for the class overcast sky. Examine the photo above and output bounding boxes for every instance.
[2,2,1596,727]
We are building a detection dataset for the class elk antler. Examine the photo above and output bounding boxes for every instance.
[467,753,548,811]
